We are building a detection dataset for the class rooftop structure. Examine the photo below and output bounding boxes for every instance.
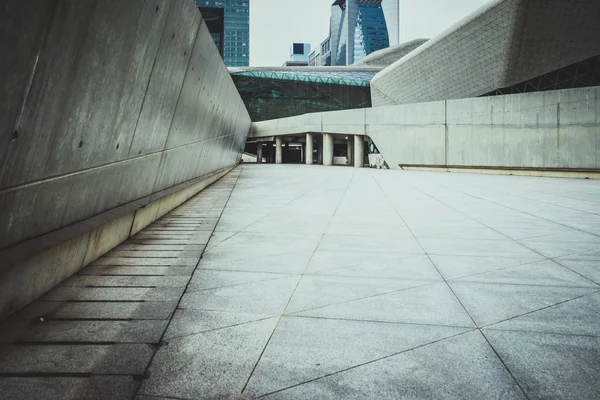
[371,0,600,106]
[229,66,382,121]
[353,38,428,66]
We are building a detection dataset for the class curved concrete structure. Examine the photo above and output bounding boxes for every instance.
[0,0,250,318]
[371,0,600,106]
[250,86,600,175]
[354,38,429,66]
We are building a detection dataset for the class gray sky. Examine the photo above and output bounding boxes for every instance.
[249,0,491,66]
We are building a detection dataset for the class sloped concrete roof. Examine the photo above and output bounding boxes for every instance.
[353,38,429,66]
[371,0,600,106]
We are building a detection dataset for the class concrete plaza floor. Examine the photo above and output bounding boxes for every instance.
[2,165,600,399]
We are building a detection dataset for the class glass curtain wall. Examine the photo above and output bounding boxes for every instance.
[353,3,389,63]
[196,0,249,67]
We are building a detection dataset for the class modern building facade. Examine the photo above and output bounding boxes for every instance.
[283,43,311,67]
[196,0,250,67]
[229,66,382,121]
[371,0,600,106]
[290,43,311,63]
[327,0,400,66]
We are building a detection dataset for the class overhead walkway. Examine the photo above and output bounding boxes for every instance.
[1,165,599,399]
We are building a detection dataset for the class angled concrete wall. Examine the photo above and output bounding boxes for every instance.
[250,86,600,174]
[371,0,600,106]
[0,0,250,318]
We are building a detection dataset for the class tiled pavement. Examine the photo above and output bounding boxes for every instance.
[2,164,600,399]
[0,169,241,400]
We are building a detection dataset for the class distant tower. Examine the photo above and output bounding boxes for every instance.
[328,0,399,66]
[195,0,250,67]
[283,43,312,67]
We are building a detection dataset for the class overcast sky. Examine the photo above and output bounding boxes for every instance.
[249,0,491,66]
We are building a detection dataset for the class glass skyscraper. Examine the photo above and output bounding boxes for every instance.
[327,0,399,66]
[195,0,250,67]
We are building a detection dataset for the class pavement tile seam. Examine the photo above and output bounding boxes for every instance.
[239,169,358,397]
[478,330,532,398]
[200,249,317,265]
[448,280,600,289]
[184,274,302,294]
[553,259,600,286]
[131,168,243,397]
[441,257,552,282]
[476,184,600,221]
[479,288,600,329]
[253,328,479,399]
[370,174,481,330]
[161,315,277,343]
[281,314,477,330]
[482,327,600,338]
[0,169,241,397]
[284,279,441,316]
[215,172,343,247]
[440,185,600,245]
[374,174,600,338]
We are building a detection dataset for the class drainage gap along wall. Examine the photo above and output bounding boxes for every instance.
[0,0,251,320]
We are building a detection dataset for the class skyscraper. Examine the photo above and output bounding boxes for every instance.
[196,0,250,67]
[326,0,399,66]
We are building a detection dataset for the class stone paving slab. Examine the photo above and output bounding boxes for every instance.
[3,165,600,399]
[79,265,196,276]
[40,287,186,302]
[136,165,600,399]
[0,376,138,400]
[16,320,169,343]
[0,344,154,374]
[0,169,242,399]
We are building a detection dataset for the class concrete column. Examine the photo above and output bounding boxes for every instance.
[354,134,364,168]
[323,133,334,166]
[306,133,313,165]
[347,135,354,166]
[317,140,323,164]
[300,143,304,164]
[256,143,263,163]
[275,137,283,164]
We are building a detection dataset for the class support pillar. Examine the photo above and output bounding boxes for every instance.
[306,133,313,165]
[354,134,364,168]
[317,140,323,164]
[323,133,334,166]
[275,137,283,164]
[256,143,263,163]
[347,135,354,166]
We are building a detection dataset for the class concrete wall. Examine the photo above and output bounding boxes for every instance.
[250,86,600,173]
[370,0,600,106]
[0,0,250,318]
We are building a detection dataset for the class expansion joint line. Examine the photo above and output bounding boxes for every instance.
[238,168,357,398]
[133,166,243,400]
[370,172,531,399]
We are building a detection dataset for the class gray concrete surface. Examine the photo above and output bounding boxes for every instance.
[2,165,599,399]
[0,0,250,319]
[0,0,250,250]
[0,169,240,400]
[250,86,600,173]
[134,165,596,399]
[370,0,600,106]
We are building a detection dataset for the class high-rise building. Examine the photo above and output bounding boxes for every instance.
[195,0,250,67]
[327,0,399,66]
[283,43,311,66]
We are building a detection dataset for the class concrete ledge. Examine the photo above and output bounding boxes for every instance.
[398,165,600,180]
[0,165,235,320]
